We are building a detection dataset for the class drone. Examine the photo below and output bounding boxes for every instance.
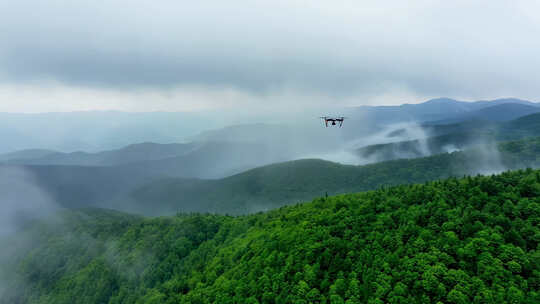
[320,116,346,127]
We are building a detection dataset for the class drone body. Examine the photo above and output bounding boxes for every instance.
[320,116,346,127]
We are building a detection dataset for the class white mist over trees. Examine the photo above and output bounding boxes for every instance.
[0,166,58,237]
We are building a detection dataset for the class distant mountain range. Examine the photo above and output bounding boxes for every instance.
[1,141,300,179]
[0,111,220,154]
[3,102,540,180]
[356,112,540,162]
[428,103,540,124]
[4,98,539,161]
[339,98,538,138]
[0,142,197,166]
[3,97,540,216]
[8,135,540,215]
[1,97,538,154]
[347,97,539,124]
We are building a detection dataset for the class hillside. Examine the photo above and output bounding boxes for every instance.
[127,137,540,215]
[9,136,540,215]
[498,113,540,140]
[127,141,297,179]
[356,112,540,162]
[356,131,489,161]
[1,164,161,210]
[2,169,539,303]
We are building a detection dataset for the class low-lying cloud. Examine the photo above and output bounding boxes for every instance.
[303,122,431,165]
[0,166,59,237]
[0,166,61,298]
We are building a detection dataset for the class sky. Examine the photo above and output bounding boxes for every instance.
[1,0,540,112]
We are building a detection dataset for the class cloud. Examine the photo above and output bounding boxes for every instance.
[0,166,59,237]
[0,82,256,112]
[0,82,376,113]
[1,0,540,111]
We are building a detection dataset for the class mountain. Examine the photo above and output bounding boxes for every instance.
[498,113,540,140]
[0,111,222,154]
[0,141,318,212]
[404,98,539,119]
[2,98,537,155]
[124,141,289,179]
[1,142,197,166]
[355,132,474,161]
[193,123,290,142]
[466,103,540,121]
[3,168,539,303]
[126,136,540,215]
[3,164,162,209]
[0,149,57,162]
[8,136,540,216]
[431,103,540,124]
[182,104,540,171]
[355,112,540,162]
[346,97,539,126]
[188,98,540,149]
[191,123,347,157]
[1,132,340,179]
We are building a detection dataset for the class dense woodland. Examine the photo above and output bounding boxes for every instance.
[2,168,539,303]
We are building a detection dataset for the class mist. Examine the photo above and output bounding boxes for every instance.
[460,141,506,176]
[305,122,432,165]
[0,166,61,298]
[0,166,59,236]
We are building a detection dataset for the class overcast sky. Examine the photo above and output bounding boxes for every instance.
[1,0,539,112]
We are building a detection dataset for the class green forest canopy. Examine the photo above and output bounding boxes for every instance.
[2,168,539,303]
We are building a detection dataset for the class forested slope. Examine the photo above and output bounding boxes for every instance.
[128,137,540,215]
[357,112,540,162]
[3,169,539,303]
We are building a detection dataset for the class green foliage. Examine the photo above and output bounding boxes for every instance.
[3,169,540,303]
[499,113,540,140]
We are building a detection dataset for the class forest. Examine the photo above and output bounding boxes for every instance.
[2,168,539,303]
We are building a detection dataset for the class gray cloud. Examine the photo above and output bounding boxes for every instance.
[1,0,540,110]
